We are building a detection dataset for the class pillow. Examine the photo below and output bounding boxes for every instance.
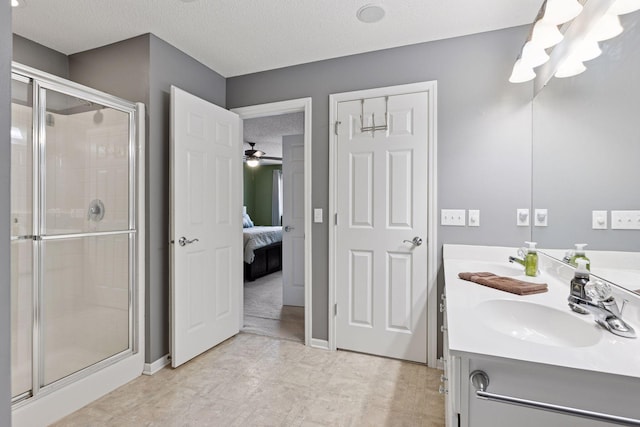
[242,213,254,228]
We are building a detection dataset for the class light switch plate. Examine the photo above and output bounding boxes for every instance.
[468,210,480,227]
[534,209,548,227]
[313,208,323,223]
[592,210,607,229]
[441,209,466,226]
[611,210,640,230]
[516,209,529,226]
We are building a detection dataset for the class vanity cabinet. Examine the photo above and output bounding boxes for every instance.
[442,245,640,427]
[464,355,639,426]
[444,326,640,426]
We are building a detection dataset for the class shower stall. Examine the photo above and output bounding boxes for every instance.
[10,63,144,421]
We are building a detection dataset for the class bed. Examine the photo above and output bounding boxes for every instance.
[243,225,283,281]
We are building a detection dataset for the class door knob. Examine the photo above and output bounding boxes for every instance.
[403,237,423,246]
[284,225,295,232]
[178,236,199,246]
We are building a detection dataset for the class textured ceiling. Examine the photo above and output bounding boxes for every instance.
[243,112,304,161]
[12,0,542,77]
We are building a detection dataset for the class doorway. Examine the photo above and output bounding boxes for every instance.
[328,82,438,366]
[232,98,313,346]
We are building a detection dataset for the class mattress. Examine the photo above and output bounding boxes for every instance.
[243,226,283,263]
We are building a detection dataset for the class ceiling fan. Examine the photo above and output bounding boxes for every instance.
[243,142,282,167]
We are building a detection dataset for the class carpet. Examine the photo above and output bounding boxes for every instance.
[243,271,304,342]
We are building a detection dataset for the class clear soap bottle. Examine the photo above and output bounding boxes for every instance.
[523,241,538,277]
[569,243,590,271]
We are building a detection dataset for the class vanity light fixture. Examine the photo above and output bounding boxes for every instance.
[521,41,550,67]
[541,0,583,24]
[586,13,624,41]
[555,55,586,78]
[509,59,537,83]
[246,157,260,168]
[531,19,564,48]
[511,0,635,86]
[608,0,640,15]
[574,38,602,62]
[11,0,24,7]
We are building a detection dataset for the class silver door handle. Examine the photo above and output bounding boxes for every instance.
[284,225,294,232]
[178,236,199,246]
[403,237,423,246]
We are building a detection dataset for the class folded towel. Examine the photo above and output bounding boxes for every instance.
[458,272,548,296]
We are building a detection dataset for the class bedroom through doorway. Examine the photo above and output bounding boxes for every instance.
[240,111,306,342]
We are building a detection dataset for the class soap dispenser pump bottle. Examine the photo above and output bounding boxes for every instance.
[523,241,538,277]
[569,243,590,271]
[569,258,590,314]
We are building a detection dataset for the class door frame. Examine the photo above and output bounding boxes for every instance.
[328,82,438,367]
[231,98,313,347]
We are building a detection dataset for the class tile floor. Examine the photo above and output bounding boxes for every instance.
[52,333,445,427]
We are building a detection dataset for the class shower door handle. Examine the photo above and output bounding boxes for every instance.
[178,237,199,247]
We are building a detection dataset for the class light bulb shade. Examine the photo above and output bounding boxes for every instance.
[509,59,536,83]
[531,20,564,49]
[575,38,602,62]
[246,157,260,167]
[608,0,640,15]
[555,56,586,78]
[588,14,623,41]
[11,0,19,6]
[521,41,550,68]
[542,0,583,24]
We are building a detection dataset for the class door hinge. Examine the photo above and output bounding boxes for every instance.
[334,303,338,316]
[334,121,341,136]
[334,213,338,226]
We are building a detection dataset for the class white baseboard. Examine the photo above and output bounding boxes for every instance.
[142,354,170,375]
[310,338,329,350]
[436,358,444,370]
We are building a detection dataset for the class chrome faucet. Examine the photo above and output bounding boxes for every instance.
[568,280,636,339]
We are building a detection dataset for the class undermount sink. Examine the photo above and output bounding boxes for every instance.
[476,299,602,348]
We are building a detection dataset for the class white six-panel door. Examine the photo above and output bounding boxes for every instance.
[282,134,305,307]
[170,86,242,368]
[335,92,429,363]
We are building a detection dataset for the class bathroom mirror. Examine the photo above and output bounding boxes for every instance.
[532,11,640,290]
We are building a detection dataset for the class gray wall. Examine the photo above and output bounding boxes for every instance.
[13,34,69,78]
[532,11,640,252]
[146,34,226,362]
[2,2,12,425]
[227,26,533,341]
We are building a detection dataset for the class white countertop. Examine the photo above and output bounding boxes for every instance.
[444,244,640,379]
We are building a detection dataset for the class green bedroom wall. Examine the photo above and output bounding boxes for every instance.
[243,163,281,226]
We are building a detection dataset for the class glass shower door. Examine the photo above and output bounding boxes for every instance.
[10,67,138,403]
[39,87,133,386]
[10,75,34,401]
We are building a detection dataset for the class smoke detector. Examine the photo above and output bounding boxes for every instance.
[356,4,385,23]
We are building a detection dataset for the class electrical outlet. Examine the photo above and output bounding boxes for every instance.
[534,209,548,227]
[592,210,607,230]
[468,210,480,227]
[611,210,640,230]
[441,209,466,226]
[517,209,529,226]
[314,208,323,223]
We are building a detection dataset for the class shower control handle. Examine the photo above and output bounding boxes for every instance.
[178,237,200,247]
